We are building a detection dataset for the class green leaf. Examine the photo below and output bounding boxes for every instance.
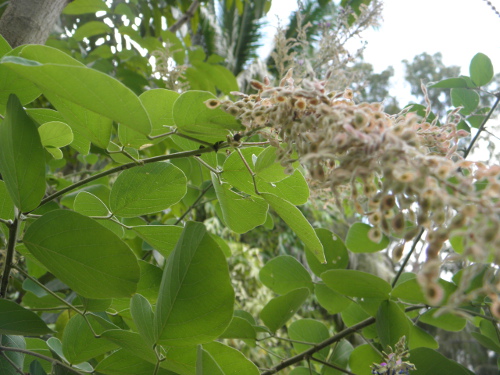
[466,114,486,129]
[408,324,438,350]
[2,58,152,135]
[219,316,256,340]
[0,47,42,113]
[73,21,112,41]
[410,347,472,375]
[348,344,382,375]
[321,270,391,300]
[44,92,111,150]
[0,34,10,57]
[260,288,309,332]
[154,221,234,346]
[199,342,260,375]
[29,360,47,375]
[419,308,466,332]
[0,299,52,335]
[197,346,224,375]
[345,222,389,253]
[306,229,349,277]
[132,225,183,259]
[376,301,410,349]
[0,180,15,221]
[471,332,500,353]
[315,283,352,314]
[429,78,469,89]
[0,94,46,211]
[173,91,243,143]
[101,331,156,364]
[222,148,309,205]
[95,349,175,375]
[110,162,187,217]
[130,294,155,346]
[212,173,268,233]
[259,255,313,294]
[323,339,353,375]
[119,89,179,148]
[262,193,325,263]
[74,191,109,217]
[63,0,109,14]
[38,121,73,148]
[470,53,494,86]
[451,88,479,115]
[62,314,118,364]
[0,335,25,375]
[288,319,330,360]
[73,192,123,238]
[24,210,140,299]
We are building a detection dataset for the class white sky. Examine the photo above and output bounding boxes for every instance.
[263,0,500,103]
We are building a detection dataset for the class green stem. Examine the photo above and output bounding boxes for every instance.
[0,346,84,374]
[0,217,19,298]
[12,265,83,315]
[175,182,213,225]
[309,357,357,375]
[260,305,425,375]
[463,94,500,158]
[27,144,222,214]
[0,351,25,375]
[173,132,214,146]
[236,148,260,195]
[391,228,424,288]
[148,129,176,140]
[0,218,12,226]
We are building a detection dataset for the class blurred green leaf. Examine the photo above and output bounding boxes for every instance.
[345,222,389,253]
[470,53,494,86]
[259,255,313,294]
[260,288,309,332]
[0,299,51,335]
[321,269,391,300]
[262,193,325,263]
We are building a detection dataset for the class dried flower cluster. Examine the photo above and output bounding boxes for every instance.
[207,69,500,313]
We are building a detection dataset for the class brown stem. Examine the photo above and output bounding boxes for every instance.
[260,305,425,374]
[168,1,200,33]
[0,218,19,298]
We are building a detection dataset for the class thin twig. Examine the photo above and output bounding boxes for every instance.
[391,228,424,288]
[168,0,200,33]
[12,265,83,315]
[0,351,25,375]
[309,356,357,375]
[27,144,223,214]
[236,148,260,194]
[0,346,84,375]
[260,305,425,375]
[148,129,176,140]
[175,182,213,225]
[463,94,500,158]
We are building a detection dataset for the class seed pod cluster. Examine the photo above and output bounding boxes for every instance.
[207,69,500,307]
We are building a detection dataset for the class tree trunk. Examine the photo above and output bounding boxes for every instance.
[0,0,69,48]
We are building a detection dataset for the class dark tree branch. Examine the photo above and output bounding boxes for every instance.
[168,1,200,33]
[0,217,18,298]
[260,305,426,374]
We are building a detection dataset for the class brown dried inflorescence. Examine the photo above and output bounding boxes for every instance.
[207,70,500,307]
